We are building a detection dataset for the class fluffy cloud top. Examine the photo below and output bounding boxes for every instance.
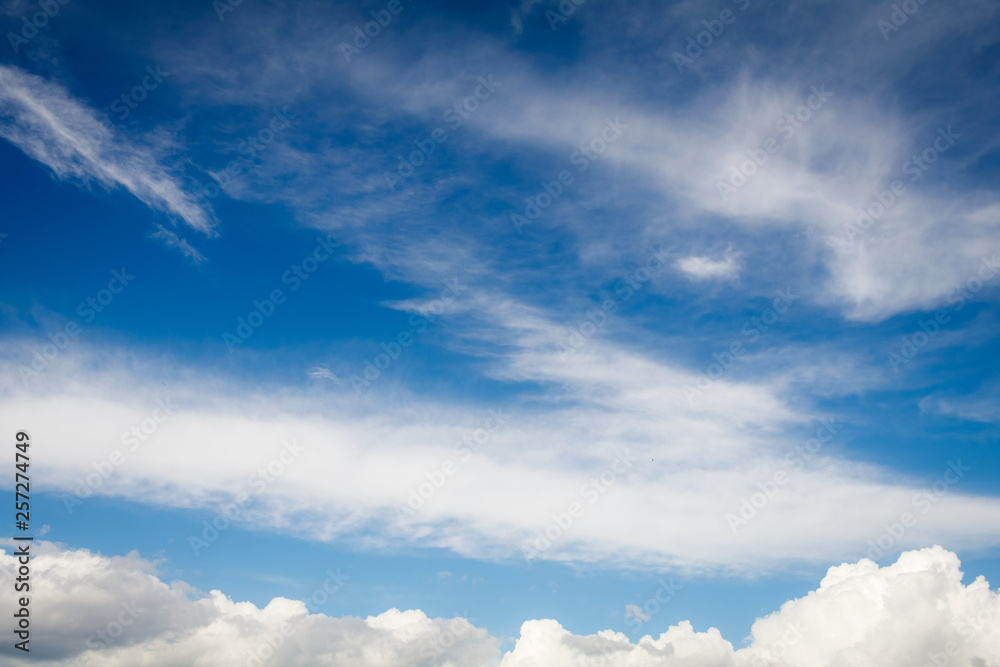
[500,548,1000,666]
[0,542,996,666]
[0,540,497,666]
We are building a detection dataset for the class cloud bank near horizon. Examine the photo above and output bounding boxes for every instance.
[0,542,997,667]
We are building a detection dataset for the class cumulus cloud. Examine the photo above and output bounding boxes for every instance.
[499,546,1000,667]
[0,541,498,666]
[1,543,997,666]
[0,65,213,235]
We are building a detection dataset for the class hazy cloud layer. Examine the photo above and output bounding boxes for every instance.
[3,341,998,573]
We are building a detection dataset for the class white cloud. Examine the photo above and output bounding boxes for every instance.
[676,253,740,281]
[920,381,1000,423]
[1,5,998,574]
[3,333,1000,574]
[624,604,651,623]
[0,65,213,236]
[276,15,999,322]
[307,366,342,382]
[498,547,1000,667]
[0,541,498,666]
[125,0,999,321]
[1,543,997,666]
[149,224,206,264]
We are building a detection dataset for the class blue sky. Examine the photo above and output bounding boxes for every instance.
[1,0,1000,664]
